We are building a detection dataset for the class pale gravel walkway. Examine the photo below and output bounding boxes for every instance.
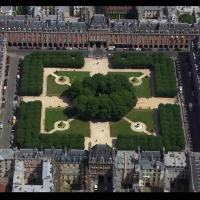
[123,117,156,136]
[84,122,117,150]
[135,97,177,109]
[47,119,74,134]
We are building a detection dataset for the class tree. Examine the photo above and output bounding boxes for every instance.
[66,73,137,121]
[179,13,196,24]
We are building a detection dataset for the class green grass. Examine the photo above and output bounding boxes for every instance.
[55,71,90,82]
[126,109,156,133]
[108,72,143,78]
[47,75,69,96]
[108,72,151,97]
[134,77,151,97]
[45,107,90,137]
[110,119,146,137]
[47,71,90,96]
[110,108,156,137]
[53,119,90,137]
[45,107,69,131]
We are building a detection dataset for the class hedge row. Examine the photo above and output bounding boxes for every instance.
[25,51,84,68]
[116,104,185,151]
[111,52,177,97]
[20,51,84,96]
[20,60,43,96]
[116,135,163,151]
[154,60,177,97]
[16,101,84,149]
[158,104,185,151]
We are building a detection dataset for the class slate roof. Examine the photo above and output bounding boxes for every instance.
[0,149,14,160]
[90,14,108,26]
[140,151,164,170]
[0,14,200,33]
[89,144,114,163]
[53,149,88,164]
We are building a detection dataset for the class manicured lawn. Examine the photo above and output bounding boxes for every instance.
[126,109,156,133]
[108,72,143,78]
[47,71,90,96]
[55,71,90,82]
[47,75,69,96]
[110,119,146,137]
[134,77,151,97]
[45,107,69,131]
[108,72,151,97]
[53,119,90,137]
[45,107,90,137]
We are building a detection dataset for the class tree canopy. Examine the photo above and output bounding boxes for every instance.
[66,73,137,121]
[178,13,196,24]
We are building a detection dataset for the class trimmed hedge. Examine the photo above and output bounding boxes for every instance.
[116,104,185,151]
[116,134,163,151]
[26,51,84,68]
[111,52,177,97]
[20,51,84,96]
[16,101,84,149]
[158,104,185,151]
[20,60,43,96]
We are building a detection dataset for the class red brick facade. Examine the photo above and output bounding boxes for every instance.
[0,29,195,49]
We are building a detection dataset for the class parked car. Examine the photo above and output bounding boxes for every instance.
[5,65,9,76]
[3,78,7,86]
[189,102,193,112]
[0,121,3,129]
[6,56,10,64]
[179,86,183,94]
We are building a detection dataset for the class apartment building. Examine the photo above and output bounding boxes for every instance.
[12,158,54,192]
[53,149,88,192]
[163,151,188,192]
[0,6,13,16]
[0,149,14,178]
[139,151,165,191]
[113,150,140,192]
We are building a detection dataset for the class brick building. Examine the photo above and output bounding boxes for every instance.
[0,13,198,50]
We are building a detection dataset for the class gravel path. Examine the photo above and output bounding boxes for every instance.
[135,97,177,109]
